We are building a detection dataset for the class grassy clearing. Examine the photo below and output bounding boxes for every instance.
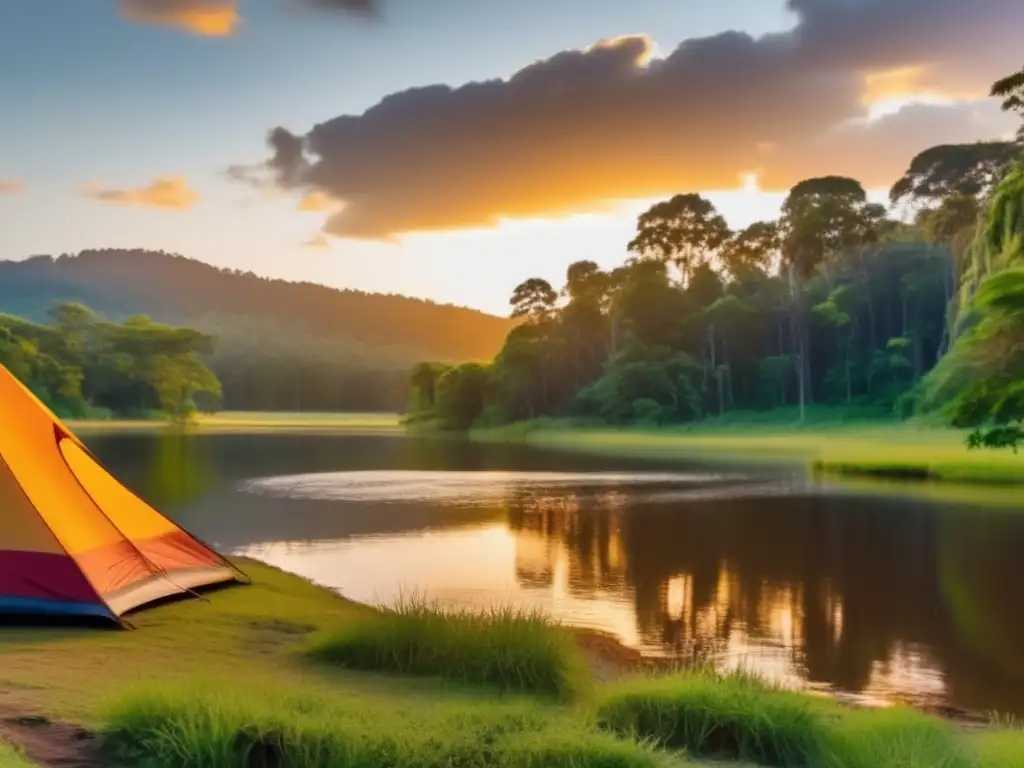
[3,559,1024,767]
[67,410,403,434]
[475,420,1024,488]
[303,594,590,700]
[101,681,678,768]
[0,559,377,722]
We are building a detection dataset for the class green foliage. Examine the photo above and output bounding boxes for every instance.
[596,669,836,766]
[101,683,669,768]
[889,143,1019,205]
[434,362,490,430]
[0,304,220,421]
[411,174,965,431]
[991,65,1024,142]
[303,595,590,700]
[577,345,702,423]
[628,193,731,282]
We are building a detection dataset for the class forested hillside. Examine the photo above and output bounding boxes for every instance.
[0,249,514,411]
[410,65,1024,449]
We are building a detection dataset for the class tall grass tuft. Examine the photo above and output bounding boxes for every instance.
[100,682,671,768]
[303,594,590,699]
[829,706,973,768]
[595,668,836,766]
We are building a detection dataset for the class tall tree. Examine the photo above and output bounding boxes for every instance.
[628,194,731,284]
[992,65,1024,142]
[780,176,878,422]
[510,278,557,324]
[721,221,780,280]
[889,143,1019,207]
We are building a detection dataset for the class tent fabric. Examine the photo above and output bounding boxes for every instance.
[0,365,241,622]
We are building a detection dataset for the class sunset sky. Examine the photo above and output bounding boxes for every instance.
[0,0,1020,315]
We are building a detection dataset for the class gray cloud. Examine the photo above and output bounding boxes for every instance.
[243,0,1023,239]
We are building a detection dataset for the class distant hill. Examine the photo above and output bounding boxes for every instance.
[0,250,515,411]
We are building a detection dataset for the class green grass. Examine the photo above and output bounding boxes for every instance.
[304,594,591,700]
[0,742,36,768]
[101,681,678,768]
[970,728,1024,768]
[474,420,1024,489]
[831,707,972,768]
[3,558,1024,768]
[0,559,376,722]
[595,669,1018,768]
[596,669,838,766]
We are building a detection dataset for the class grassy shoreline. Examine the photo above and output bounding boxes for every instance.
[470,419,1024,488]
[67,409,404,434]
[65,409,1024,490]
[0,558,1022,767]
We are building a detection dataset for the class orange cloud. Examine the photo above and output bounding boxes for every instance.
[302,233,331,249]
[297,190,336,211]
[116,0,379,36]
[117,0,239,37]
[0,179,23,195]
[82,176,200,210]
[242,0,1021,240]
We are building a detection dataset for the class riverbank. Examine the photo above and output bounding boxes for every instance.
[471,419,1024,488]
[0,559,1021,767]
[67,410,403,434]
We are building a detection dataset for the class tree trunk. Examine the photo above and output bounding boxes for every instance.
[787,264,806,423]
[865,283,878,349]
[845,331,853,404]
[912,331,924,380]
[935,246,953,359]
[723,333,734,410]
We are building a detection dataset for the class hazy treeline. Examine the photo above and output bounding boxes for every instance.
[0,303,219,420]
[0,248,513,412]
[410,66,1024,448]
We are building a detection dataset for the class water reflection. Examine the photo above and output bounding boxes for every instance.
[84,431,1024,716]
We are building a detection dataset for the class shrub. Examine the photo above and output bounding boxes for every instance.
[596,669,835,766]
[830,706,972,768]
[303,595,590,700]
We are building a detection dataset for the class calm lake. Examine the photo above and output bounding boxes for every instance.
[85,430,1024,716]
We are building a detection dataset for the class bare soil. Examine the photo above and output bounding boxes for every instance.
[0,713,106,768]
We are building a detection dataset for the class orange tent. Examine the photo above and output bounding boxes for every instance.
[0,365,244,623]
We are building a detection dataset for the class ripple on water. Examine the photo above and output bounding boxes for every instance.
[237,469,798,505]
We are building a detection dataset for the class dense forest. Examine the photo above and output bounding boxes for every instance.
[410,65,1024,450]
[0,250,512,411]
[0,304,219,420]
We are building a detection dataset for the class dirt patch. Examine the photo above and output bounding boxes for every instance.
[0,715,106,768]
[572,628,673,683]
